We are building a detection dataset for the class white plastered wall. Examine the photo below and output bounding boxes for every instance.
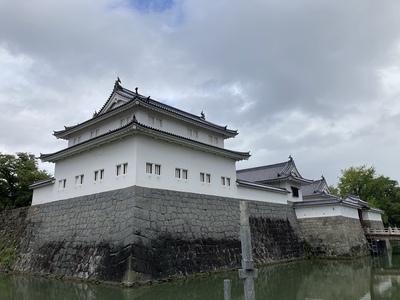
[236,185,288,204]
[134,135,237,197]
[134,109,226,148]
[362,210,383,222]
[47,135,138,202]
[295,205,359,219]
[31,184,54,205]
[33,133,240,204]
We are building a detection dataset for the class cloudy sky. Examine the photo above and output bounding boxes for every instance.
[1,0,400,186]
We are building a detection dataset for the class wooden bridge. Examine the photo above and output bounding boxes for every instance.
[364,227,400,240]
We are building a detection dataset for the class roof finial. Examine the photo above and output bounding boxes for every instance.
[200,111,205,119]
[288,155,293,161]
[114,77,122,90]
[135,87,138,94]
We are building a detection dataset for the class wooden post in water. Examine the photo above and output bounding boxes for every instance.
[238,201,258,300]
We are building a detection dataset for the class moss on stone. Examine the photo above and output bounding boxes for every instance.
[0,241,18,270]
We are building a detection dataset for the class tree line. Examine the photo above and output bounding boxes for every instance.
[1,152,399,225]
[329,165,400,226]
[0,152,49,211]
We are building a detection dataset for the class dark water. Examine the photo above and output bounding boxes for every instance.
[1,249,400,300]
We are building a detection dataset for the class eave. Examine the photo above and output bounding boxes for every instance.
[363,207,384,214]
[42,120,250,163]
[29,177,55,189]
[236,179,289,195]
[258,175,313,185]
[302,193,339,201]
[293,198,361,210]
[54,87,238,140]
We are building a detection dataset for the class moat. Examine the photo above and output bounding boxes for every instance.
[2,244,400,300]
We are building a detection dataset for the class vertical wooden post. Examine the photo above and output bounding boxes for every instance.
[238,201,258,300]
[224,279,231,300]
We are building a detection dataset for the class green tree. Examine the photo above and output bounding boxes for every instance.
[328,185,340,196]
[337,165,375,199]
[335,165,400,226]
[0,152,50,211]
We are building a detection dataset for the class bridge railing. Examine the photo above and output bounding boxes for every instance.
[364,227,400,235]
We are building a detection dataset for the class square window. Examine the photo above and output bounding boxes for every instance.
[73,136,81,145]
[176,168,188,179]
[291,186,299,198]
[221,176,231,186]
[117,164,128,176]
[58,179,66,189]
[75,175,84,186]
[188,128,198,139]
[123,163,128,174]
[94,170,104,181]
[200,173,205,182]
[90,129,99,138]
[155,164,161,175]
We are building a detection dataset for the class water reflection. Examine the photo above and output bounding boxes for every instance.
[2,247,400,300]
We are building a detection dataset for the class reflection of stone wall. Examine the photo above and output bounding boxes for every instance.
[254,258,372,300]
[298,216,370,257]
[1,257,375,299]
[303,258,371,299]
[7,186,306,285]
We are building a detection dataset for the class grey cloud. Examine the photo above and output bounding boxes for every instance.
[1,0,400,184]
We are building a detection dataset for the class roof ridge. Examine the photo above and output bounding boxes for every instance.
[55,82,238,137]
[237,161,288,173]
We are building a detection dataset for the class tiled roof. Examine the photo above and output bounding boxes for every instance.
[29,177,55,189]
[236,179,289,194]
[344,194,369,207]
[302,177,330,197]
[236,157,312,184]
[293,198,343,208]
[41,117,250,162]
[54,82,238,138]
[295,192,378,210]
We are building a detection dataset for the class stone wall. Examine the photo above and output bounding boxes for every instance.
[363,220,384,229]
[0,207,30,271]
[298,216,370,258]
[6,186,306,285]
